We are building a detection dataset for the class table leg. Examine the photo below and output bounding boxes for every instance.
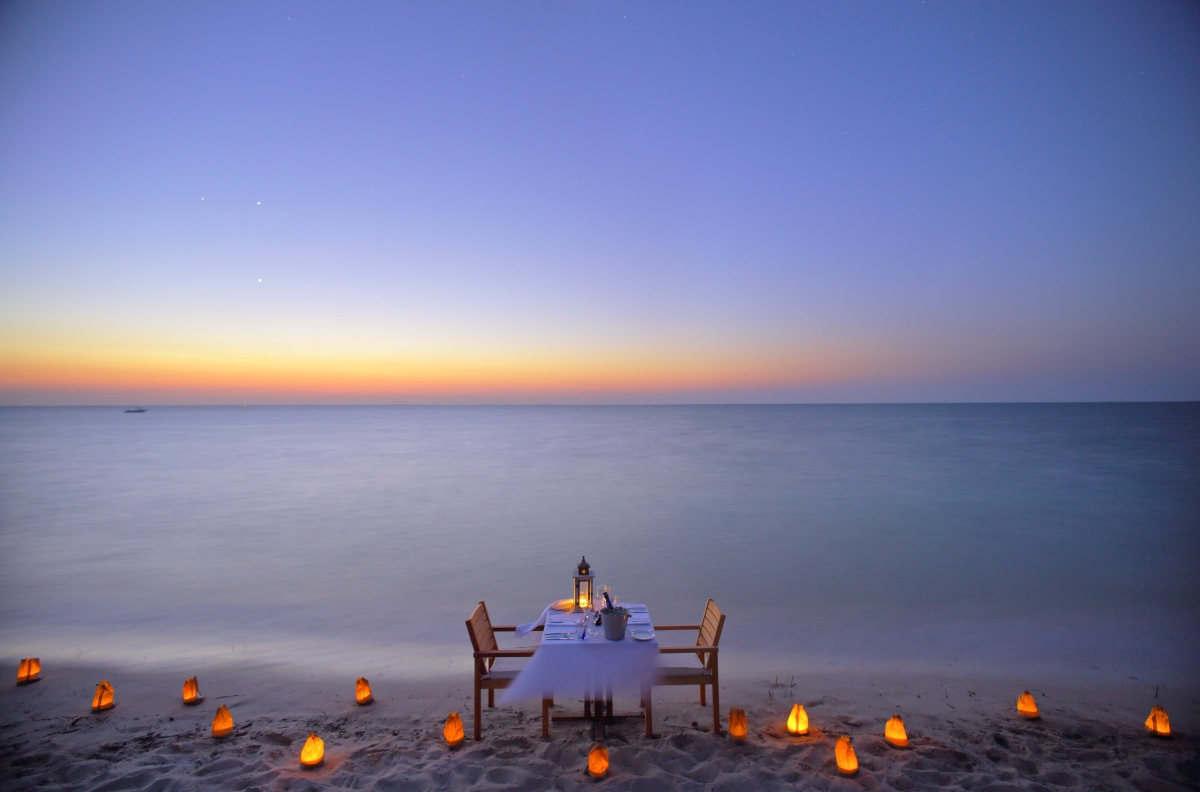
[643,682,653,738]
[542,697,551,738]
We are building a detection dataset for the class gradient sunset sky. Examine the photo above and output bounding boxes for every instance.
[1,2,1197,404]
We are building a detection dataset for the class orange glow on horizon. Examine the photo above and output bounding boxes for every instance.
[0,335,887,402]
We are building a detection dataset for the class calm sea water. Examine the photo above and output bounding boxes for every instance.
[1,405,1196,685]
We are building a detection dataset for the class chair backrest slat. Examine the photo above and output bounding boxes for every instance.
[695,599,725,669]
[466,601,499,671]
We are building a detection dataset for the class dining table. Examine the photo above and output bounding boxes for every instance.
[500,601,660,733]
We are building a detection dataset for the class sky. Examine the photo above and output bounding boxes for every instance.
[0,1,1197,405]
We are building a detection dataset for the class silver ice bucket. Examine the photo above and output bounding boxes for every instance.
[602,611,628,641]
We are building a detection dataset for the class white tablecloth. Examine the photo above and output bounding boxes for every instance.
[500,603,659,703]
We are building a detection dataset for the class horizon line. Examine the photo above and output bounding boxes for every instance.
[1,400,1196,409]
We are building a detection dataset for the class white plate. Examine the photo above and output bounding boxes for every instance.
[629,630,655,641]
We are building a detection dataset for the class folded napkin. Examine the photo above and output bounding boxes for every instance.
[516,600,576,637]
[516,603,554,638]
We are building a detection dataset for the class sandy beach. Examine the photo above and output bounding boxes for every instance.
[2,660,1196,791]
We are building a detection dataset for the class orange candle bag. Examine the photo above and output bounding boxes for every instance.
[183,677,203,705]
[786,703,808,736]
[1017,691,1039,719]
[300,733,324,768]
[17,658,41,685]
[836,735,858,775]
[92,681,114,712]
[885,714,908,747]
[212,705,233,738]
[355,677,373,705]
[587,743,608,779]
[444,712,465,748]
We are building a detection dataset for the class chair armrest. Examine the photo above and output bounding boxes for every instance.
[474,650,536,658]
[653,624,702,630]
[659,645,718,654]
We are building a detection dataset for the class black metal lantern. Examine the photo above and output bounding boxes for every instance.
[573,556,594,613]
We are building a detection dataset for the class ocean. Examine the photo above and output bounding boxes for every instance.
[1,404,1196,686]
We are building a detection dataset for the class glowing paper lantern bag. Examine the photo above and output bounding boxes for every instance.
[92,681,115,712]
[1016,691,1039,719]
[301,733,324,767]
[787,703,808,735]
[588,743,609,779]
[183,676,203,705]
[885,714,908,747]
[444,712,464,747]
[835,735,858,775]
[728,708,748,740]
[212,705,233,738]
[17,658,41,685]
[356,677,373,705]
[1145,705,1170,737]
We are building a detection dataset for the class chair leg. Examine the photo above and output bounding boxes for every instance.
[606,686,614,724]
[541,698,551,739]
[700,684,706,706]
[474,668,483,741]
[711,657,721,735]
[488,688,494,708]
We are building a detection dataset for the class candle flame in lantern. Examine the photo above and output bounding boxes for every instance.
[885,714,908,747]
[786,703,808,735]
[835,735,858,775]
[300,733,324,767]
[587,743,609,778]
[1145,705,1171,737]
[211,705,233,738]
[182,677,203,705]
[1017,691,1040,719]
[91,681,114,712]
[355,677,373,705]
[17,658,41,685]
[444,712,465,747]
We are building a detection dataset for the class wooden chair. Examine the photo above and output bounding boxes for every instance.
[465,601,542,741]
[644,598,725,736]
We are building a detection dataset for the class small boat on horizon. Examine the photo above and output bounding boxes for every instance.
[124,407,147,413]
